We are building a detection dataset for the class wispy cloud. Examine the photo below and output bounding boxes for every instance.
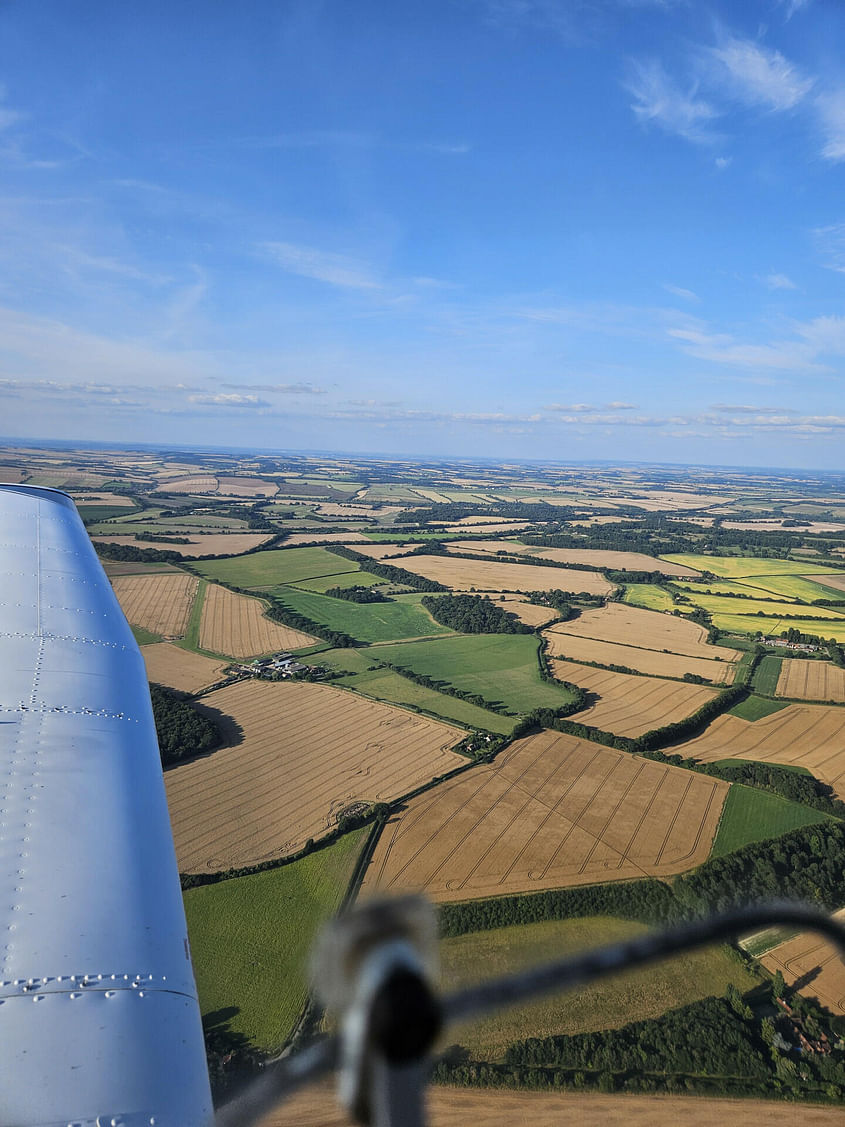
[221,381,326,395]
[188,393,268,408]
[545,401,639,412]
[815,90,845,161]
[762,272,797,290]
[663,283,699,302]
[780,0,811,19]
[715,156,731,169]
[708,38,813,111]
[812,222,845,271]
[626,60,719,143]
[667,311,845,374]
[260,241,381,290]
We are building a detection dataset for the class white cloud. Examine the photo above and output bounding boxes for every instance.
[812,222,845,271]
[188,393,267,408]
[708,38,813,111]
[221,382,326,395]
[715,156,731,169]
[762,272,797,290]
[780,0,811,19]
[626,60,719,143]
[663,283,699,302]
[260,241,380,290]
[816,90,845,161]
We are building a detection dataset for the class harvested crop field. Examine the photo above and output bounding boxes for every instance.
[154,474,218,493]
[71,492,136,507]
[680,704,845,799]
[354,542,418,558]
[448,542,702,576]
[552,603,741,663]
[395,554,612,595]
[762,909,845,1016]
[362,730,727,901]
[198,583,317,657]
[497,596,560,627]
[141,642,227,693]
[215,475,278,497]
[267,1086,845,1127]
[281,532,370,546]
[165,680,466,871]
[544,629,735,683]
[93,532,273,557]
[111,572,198,637]
[549,660,717,736]
[776,659,845,701]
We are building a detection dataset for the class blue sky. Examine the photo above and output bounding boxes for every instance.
[3,0,845,467]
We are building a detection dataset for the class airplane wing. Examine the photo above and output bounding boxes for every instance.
[0,486,212,1125]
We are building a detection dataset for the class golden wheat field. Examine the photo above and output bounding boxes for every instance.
[497,595,561,627]
[141,642,227,693]
[447,541,702,576]
[549,660,717,736]
[265,1086,845,1127]
[776,659,845,702]
[362,730,726,902]
[544,628,734,683]
[681,705,845,798]
[111,572,198,636]
[198,583,317,657]
[762,909,845,1016]
[395,554,613,595]
[352,542,418,559]
[153,474,218,493]
[94,532,273,557]
[165,680,466,871]
[551,603,742,663]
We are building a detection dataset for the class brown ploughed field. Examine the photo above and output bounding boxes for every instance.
[680,704,845,798]
[266,1086,845,1127]
[549,660,716,737]
[165,681,466,872]
[361,729,727,902]
[544,628,734,683]
[762,909,845,1016]
[777,658,845,701]
[141,642,227,693]
[94,532,273,557]
[111,572,198,637]
[394,554,612,595]
[198,583,317,657]
[551,603,741,662]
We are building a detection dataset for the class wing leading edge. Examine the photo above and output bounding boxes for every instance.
[0,486,212,1126]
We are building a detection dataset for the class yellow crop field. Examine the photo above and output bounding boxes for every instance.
[497,595,560,627]
[763,909,845,1016]
[141,642,227,693]
[776,659,845,702]
[448,541,702,576]
[660,554,842,578]
[362,729,727,902]
[111,572,198,637]
[165,680,466,871]
[550,602,741,662]
[393,554,612,595]
[544,629,734,683]
[153,474,218,493]
[550,660,716,736]
[681,704,845,798]
[198,583,317,657]
[94,532,273,557]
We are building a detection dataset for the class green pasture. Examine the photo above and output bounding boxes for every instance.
[194,546,360,588]
[184,829,367,1053]
[711,784,830,858]
[660,554,842,579]
[371,634,578,714]
[289,570,383,593]
[275,588,451,643]
[728,694,789,721]
[131,625,162,645]
[621,583,677,611]
[751,655,783,695]
[440,916,757,1059]
[337,668,515,734]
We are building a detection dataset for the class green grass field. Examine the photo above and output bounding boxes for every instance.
[131,624,162,645]
[336,668,515,734]
[274,588,452,643]
[372,634,578,714]
[288,570,383,593]
[660,554,842,579]
[751,655,783,695]
[194,546,361,589]
[734,573,845,603]
[440,916,758,1059]
[184,829,367,1053]
[728,694,789,721]
[622,583,676,611]
[711,784,830,857]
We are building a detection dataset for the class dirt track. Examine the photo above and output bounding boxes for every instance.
[362,729,727,902]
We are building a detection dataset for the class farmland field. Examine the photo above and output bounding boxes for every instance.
[703,610,845,642]
[195,546,361,588]
[543,628,734,683]
[94,532,273,557]
[448,542,703,576]
[496,595,560,627]
[440,916,757,1057]
[548,603,740,662]
[680,704,845,798]
[141,642,227,693]
[275,588,451,643]
[710,784,830,857]
[389,554,613,595]
[682,593,845,621]
[165,680,466,871]
[183,828,367,1052]
[362,729,728,902]
[198,583,317,657]
[352,542,417,559]
[549,660,716,736]
[111,572,198,637]
[751,655,782,694]
[622,583,677,611]
[762,909,845,1016]
[660,554,844,579]
[776,658,845,701]
[729,573,845,603]
[215,475,278,497]
[154,474,218,493]
[288,569,384,593]
[372,634,579,713]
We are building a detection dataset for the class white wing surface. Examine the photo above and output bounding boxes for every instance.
[0,486,212,1126]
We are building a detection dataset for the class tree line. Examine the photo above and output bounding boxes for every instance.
[327,545,449,591]
[150,683,222,766]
